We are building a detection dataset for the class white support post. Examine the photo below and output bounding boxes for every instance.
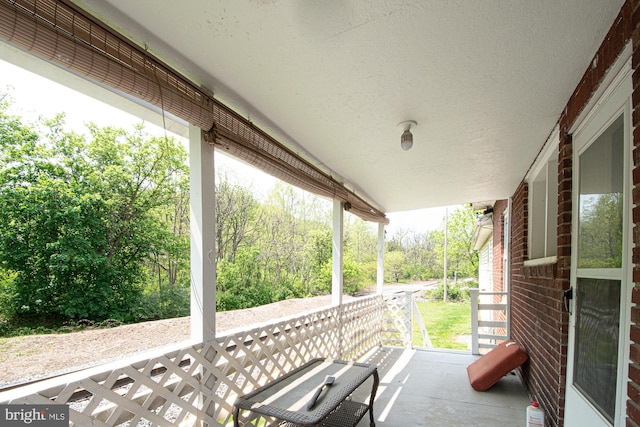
[405,291,413,349]
[470,288,479,355]
[444,207,448,302]
[189,125,216,343]
[332,200,344,306]
[377,223,385,294]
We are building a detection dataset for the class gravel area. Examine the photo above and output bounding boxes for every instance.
[0,295,348,388]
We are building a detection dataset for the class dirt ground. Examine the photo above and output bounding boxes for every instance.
[0,295,348,388]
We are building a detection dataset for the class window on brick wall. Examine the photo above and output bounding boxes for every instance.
[527,131,559,261]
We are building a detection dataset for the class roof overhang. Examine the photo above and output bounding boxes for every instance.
[2,0,626,214]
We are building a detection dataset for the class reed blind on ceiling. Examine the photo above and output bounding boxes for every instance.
[0,0,388,224]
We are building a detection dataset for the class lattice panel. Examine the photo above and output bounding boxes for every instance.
[381,293,412,347]
[340,295,384,360]
[0,295,384,427]
[216,297,384,426]
[3,343,215,426]
[211,305,343,426]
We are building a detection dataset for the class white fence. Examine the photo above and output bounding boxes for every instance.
[470,288,509,355]
[0,289,501,425]
[0,295,386,426]
[381,291,431,349]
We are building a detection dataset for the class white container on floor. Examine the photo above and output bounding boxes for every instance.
[526,401,544,427]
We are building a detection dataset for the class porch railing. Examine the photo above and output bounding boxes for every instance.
[0,294,386,427]
[470,288,509,355]
[0,289,503,425]
[381,291,431,349]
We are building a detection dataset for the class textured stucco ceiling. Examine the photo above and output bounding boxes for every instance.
[69,0,624,214]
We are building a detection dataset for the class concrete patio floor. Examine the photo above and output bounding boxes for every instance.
[353,346,531,427]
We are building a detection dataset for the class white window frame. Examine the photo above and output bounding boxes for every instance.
[525,127,559,264]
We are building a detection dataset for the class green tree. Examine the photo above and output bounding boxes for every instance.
[314,254,364,295]
[216,248,270,311]
[345,216,378,263]
[308,228,333,295]
[343,254,364,294]
[143,180,191,320]
[385,251,405,282]
[258,184,330,294]
[215,174,261,262]
[344,215,378,285]
[578,193,623,268]
[432,205,479,279]
[404,231,438,280]
[0,106,188,322]
[387,227,439,281]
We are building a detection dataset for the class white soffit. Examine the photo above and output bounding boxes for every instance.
[65,0,625,213]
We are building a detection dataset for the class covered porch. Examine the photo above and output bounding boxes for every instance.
[0,294,528,426]
[0,0,633,426]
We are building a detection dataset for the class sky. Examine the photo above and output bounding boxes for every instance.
[0,57,456,235]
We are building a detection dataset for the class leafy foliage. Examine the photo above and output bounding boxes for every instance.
[578,193,623,268]
[0,102,188,324]
[0,90,481,335]
[384,251,405,282]
[385,205,479,282]
[426,279,473,302]
[431,205,479,279]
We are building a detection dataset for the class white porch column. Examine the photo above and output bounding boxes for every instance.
[332,200,344,306]
[189,125,216,343]
[377,223,385,294]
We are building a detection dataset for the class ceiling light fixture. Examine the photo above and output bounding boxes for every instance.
[398,120,417,151]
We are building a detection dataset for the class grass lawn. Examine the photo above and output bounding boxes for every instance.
[412,300,471,350]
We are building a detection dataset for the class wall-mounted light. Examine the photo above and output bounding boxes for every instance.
[398,120,417,151]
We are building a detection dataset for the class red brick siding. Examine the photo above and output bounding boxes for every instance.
[491,200,508,330]
[509,2,637,427]
[492,199,508,294]
[511,209,565,427]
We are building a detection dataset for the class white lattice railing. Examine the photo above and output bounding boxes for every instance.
[381,291,433,349]
[0,294,386,427]
[382,292,421,348]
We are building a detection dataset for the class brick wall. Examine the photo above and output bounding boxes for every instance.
[492,199,508,294]
[509,2,636,426]
[490,200,508,329]
[511,177,567,426]
[511,176,565,427]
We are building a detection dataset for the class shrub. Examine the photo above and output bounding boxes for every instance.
[427,279,471,302]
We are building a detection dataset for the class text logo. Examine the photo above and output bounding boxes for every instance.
[0,405,68,426]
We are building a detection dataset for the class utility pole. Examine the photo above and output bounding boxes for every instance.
[444,207,448,302]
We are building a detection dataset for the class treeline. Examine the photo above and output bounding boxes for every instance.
[0,94,478,332]
[214,177,479,309]
[213,176,380,310]
[385,206,479,282]
[0,99,191,328]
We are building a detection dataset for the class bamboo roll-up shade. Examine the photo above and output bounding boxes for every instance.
[0,0,388,224]
[207,124,388,224]
[0,0,216,130]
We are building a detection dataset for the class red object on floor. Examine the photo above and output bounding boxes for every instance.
[467,340,528,391]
